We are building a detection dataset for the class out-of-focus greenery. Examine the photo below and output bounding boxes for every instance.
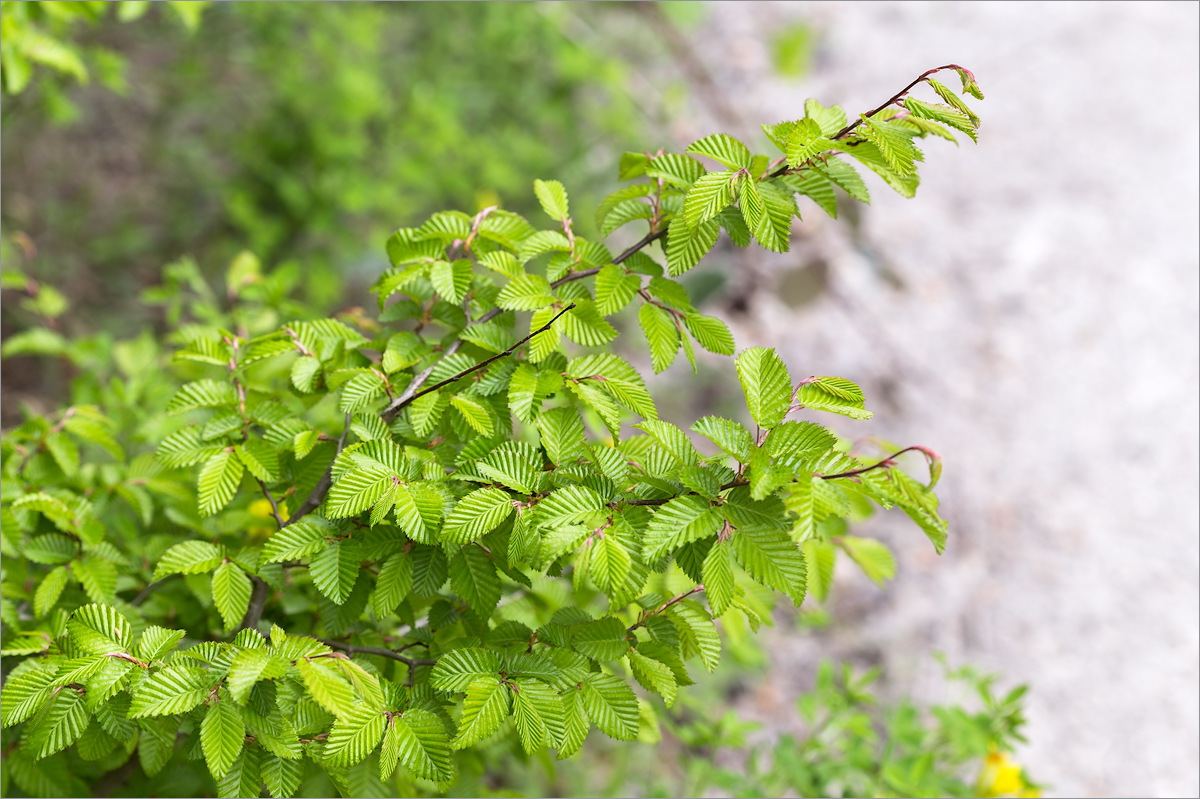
[1,1,645,331]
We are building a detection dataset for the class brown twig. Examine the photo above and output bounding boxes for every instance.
[316,637,437,668]
[382,302,577,421]
[628,585,705,632]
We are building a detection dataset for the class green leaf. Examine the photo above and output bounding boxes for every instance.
[1,664,56,727]
[560,300,618,347]
[801,540,836,601]
[588,535,632,598]
[262,753,303,798]
[857,115,917,176]
[33,566,69,618]
[201,692,245,780]
[339,371,387,413]
[216,745,262,799]
[594,264,641,315]
[533,484,603,530]
[371,554,414,619]
[297,658,357,717]
[155,540,224,580]
[730,525,807,605]
[665,215,719,277]
[796,376,872,420]
[326,704,386,766]
[642,495,722,562]
[639,303,679,374]
[839,535,896,586]
[136,625,187,662]
[572,616,631,661]
[557,688,590,758]
[198,449,244,517]
[682,312,735,355]
[261,519,329,563]
[511,678,566,754]
[682,170,736,228]
[452,676,510,749]
[309,539,362,605]
[430,259,473,304]
[740,176,795,253]
[156,427,225,468]
[166,380,239,415]
[497,273,556,311]
[686,133,752,170]
[645,152,705,188]
[431,647,502,692]
[450,394,495,437]
[235,440,278,482]
[533,178,571,223]
[25,533,77,565]
[211,561,253,631]
[26,688,89,758]
[68,603,132,656]
[290,355,321,393]
[581,673,638,741]
[785,118,834,166]
[670,599,721,672]
[691,416,754,462]
[327,465,395,519]
[813,159,870,203]
[389,708,454,781]
[634,420,700,467]
[702,542,735,617]
[928,77,981,125]
[129,664,211,718]
[442,487,514,544]
[735,347,793,429]
[393,483,444,545]
[449,546,502,616]
[628,648,677,707]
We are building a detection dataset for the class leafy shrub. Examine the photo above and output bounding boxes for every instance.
[1,65,986,797]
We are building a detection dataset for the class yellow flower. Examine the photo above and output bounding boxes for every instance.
[247,498,287,540]
[977,747,1038,798]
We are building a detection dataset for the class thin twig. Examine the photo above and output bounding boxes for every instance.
[238,576,271,632]
[316,637,437,668]
[818,446,925,481]
[382,302,577,421]
[257,480,285,529]
[628,585,705,632]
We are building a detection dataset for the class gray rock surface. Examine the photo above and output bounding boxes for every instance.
[644,3,1199,796]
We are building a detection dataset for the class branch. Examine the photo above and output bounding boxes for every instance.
[628,585,704,632]
[238,576,271,632]
[769,64,972,179]
[316,638,437,668]
[257,480,285,529]
[382,302,577,421]
[818,446,928,481]
[284,412,352,525]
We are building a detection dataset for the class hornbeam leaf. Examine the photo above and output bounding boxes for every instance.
[533,178,570,223]
[665,215,719,277]
[686,133,752,170]
[197,449,244,516]
[441,487,514,544]
[701,541,735,617]
[639,303,679,374]
[211,561,252,631]
[129,664,212,718]
[449,546,502,616]
[581,673,638,741]
[390,707,454,781]
[642,495,723,563]
[839,535,896,586]
[68,603,133,655]
[735,347,792,429]
[309,539,362,604]
[452,676,510,749]
[682,170,737,229]
[325,704,386,766]
[201,691,245,780]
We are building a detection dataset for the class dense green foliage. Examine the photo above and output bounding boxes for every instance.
[1,63,992,797]
[1,1,643,332]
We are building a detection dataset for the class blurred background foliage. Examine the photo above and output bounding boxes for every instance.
[1,3,1041,797]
